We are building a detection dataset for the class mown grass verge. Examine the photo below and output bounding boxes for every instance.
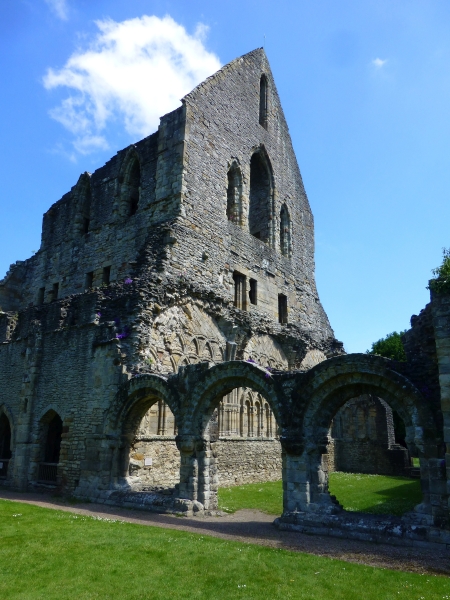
[0,499,448,600]
[218,473,422,517]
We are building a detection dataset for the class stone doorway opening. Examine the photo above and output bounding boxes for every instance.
[0,413,12,480]
[38,410,63,485]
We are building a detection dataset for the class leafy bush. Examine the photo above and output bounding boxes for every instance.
[366,331,406,361]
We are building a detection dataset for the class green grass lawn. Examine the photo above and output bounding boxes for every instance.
[328,472,423,516]
[218,473,422,517]
[0,499,449,600]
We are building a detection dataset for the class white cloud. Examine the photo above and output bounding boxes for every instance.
[45,0,69,21]
[372,57,388,69]
[43,15,221,155]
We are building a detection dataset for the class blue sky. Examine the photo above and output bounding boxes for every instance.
[1,0,450,353]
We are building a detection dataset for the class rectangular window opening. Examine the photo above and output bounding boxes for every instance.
[102,266,111,285]
[249,279,257,305]
[85,271,94,289]
[233,271,247,310]
[52,282,59,301]
[278,293,288,324]
[37,287,45,305]
[82,217,90,234]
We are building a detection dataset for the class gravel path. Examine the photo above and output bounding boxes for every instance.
[0,490,448,576]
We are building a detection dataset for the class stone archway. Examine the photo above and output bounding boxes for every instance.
[105,374,181,491]
[282,354,444,524]
[179,361,285,510]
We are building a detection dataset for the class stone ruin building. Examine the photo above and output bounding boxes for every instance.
[0,48,450,548]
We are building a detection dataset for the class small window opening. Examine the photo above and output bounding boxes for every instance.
[278,294,288,324]
[259,75,268,128]
[102,266,111,285]
[52,283,59,301]
[82,217,90,234]
[233,272,247,310]
[249,279,257,305]
[37,287,45,305]
[23,398,28,413]
[85,271,94,289]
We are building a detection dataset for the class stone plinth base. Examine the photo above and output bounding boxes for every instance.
[275,510,450,549]
[89,489,205,517]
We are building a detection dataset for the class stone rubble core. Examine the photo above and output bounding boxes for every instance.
[0,48,448,549]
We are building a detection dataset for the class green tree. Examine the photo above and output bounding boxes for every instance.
[428,248,450,294]
[366,331,406,362]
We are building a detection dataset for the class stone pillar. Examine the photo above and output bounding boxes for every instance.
[197,438,217,509]
[431,293,450,525]
[281,435,338,515]
[12,330,42,491]
[176,435,198,501]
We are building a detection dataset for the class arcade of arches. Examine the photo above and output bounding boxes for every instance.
[101,350,448,548]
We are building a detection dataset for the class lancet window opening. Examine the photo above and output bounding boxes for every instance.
[249,150,273,244]
[259,75,268,129]
[226,163,242,225]
[121,152,141,217]
[280,204,292,258]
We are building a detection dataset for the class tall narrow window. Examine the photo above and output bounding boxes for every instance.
[249,278,257,305]
[128,159,140,216]
[249,150,272,243]
[85,271,94,289]
[52,282,59,301]
[233,272,247,310]
[37,287,45,305]
[278,294,288,324]
[280,204,291,257]
[102,266,111,285]
[259,75,268,128]
[82,217,90,234]
[226,163,242,224]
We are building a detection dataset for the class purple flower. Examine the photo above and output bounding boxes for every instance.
[116,325,130,340]
[264,371,272,378]
[96,312,102,318]
[246,358,256,364]
[124,278,133,284]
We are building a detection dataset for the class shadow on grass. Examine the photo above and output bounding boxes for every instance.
[330,475,422,516]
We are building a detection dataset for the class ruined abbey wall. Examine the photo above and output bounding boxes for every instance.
[2,49,448,548]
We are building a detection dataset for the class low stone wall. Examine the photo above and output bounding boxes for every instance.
[327,439,410,476]
[215,438,282,486]
[129,437,282,489]
[130,437,180,488]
